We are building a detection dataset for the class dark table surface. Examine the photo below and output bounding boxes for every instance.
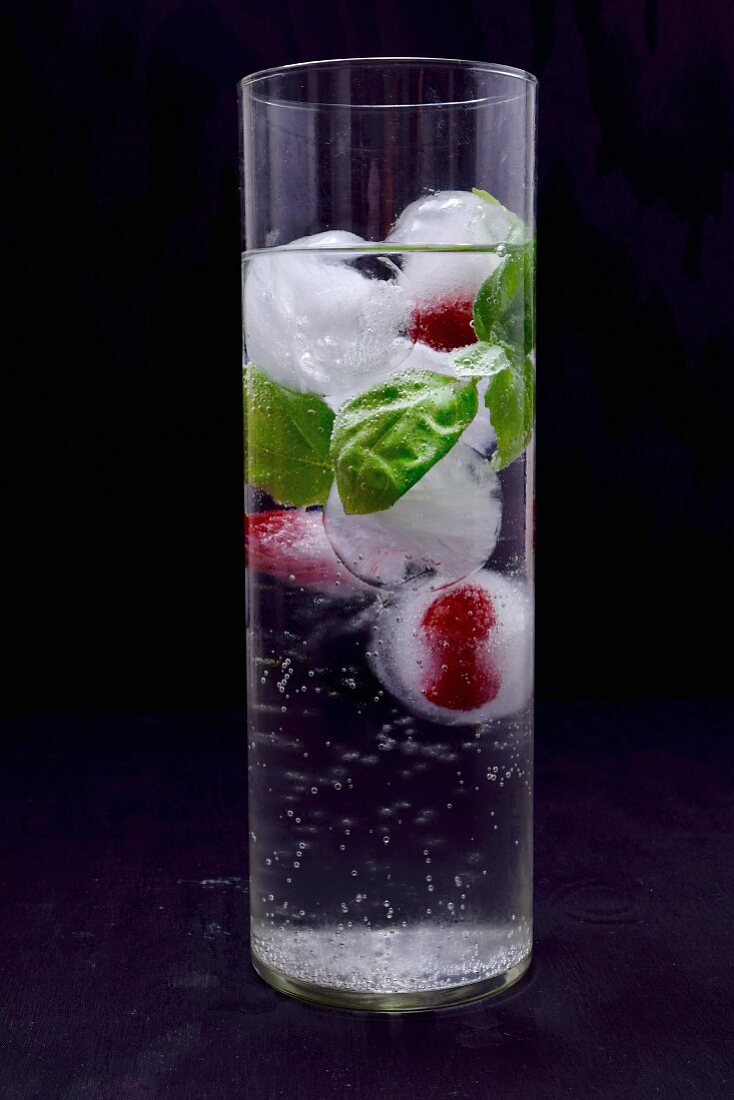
[1,703,732,1099]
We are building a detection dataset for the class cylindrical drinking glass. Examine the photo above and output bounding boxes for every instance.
[239,57,537,1011]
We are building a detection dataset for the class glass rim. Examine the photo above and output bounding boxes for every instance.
[238,56,538,105]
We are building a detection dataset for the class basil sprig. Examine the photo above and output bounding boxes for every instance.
[457,188,537,469]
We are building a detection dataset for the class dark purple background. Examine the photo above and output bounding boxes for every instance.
[3,0,733,714]
[1,705,733,1096]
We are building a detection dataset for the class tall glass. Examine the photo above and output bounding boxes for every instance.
[239,58,537,1010]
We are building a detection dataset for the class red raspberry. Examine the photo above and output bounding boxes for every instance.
[407,295,476,352]
[245,510,344,586]
[419,584,501,710]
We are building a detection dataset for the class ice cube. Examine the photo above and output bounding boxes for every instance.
[368,571,533,725]
[399,343,497,457]
[460,378,496,456]
[389,190,512,247]
[324,442,502,588]
[398,339,454,374]
[244,231,413,399]
[388,190,508,302]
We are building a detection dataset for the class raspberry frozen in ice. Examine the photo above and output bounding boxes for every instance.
[407,294,476,353]
[420,585,502,711]
[245,509,367,597]
[368,571,533,725]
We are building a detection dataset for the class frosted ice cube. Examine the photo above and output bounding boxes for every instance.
[388,190,508,301]
[399,342,497,457]
[244,231,413,399]
[324,442,502,588]
[389,190,512,246]
[368,571,533,726]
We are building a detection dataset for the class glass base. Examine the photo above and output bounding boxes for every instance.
[251,949,532,1012]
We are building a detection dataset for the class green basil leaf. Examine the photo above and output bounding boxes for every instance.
[331,370,478,515]
[472,186,502,206]
[473,246,525,342]
[485,356,536,471]
[472,243,535,356]
[472,187,535,356]
[453,341,512,378]
[243,364,335,507]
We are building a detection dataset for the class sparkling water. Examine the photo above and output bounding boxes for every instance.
[246,577,533,993]
[244,231,534,998]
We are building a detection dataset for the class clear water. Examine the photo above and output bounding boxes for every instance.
[244,245,533,995]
